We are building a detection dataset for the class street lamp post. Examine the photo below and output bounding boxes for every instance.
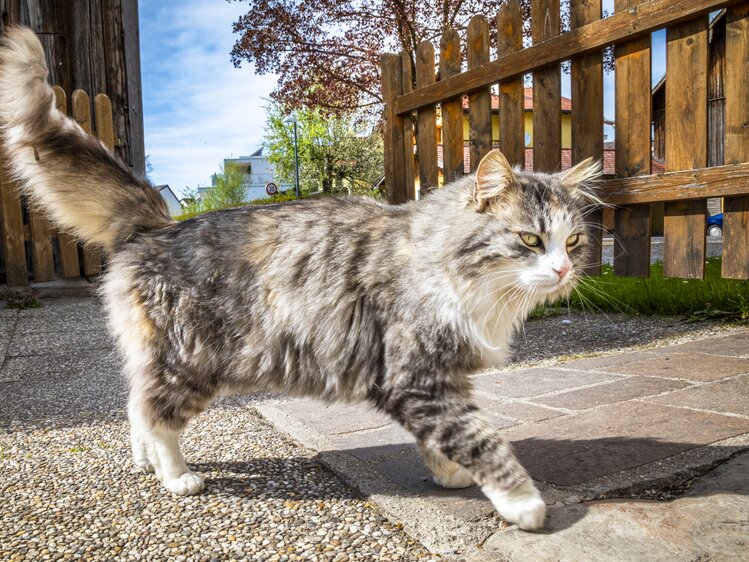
[284,116,300,200]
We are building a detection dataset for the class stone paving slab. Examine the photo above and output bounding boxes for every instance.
[645,374,749,418]
[599,352,749,382]
[532,376,690,410]
[661,332,749,357]
[502,401,749,486]
[472,368,620,398]
[477,451,749,562]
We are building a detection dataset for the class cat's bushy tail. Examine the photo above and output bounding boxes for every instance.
[0,26,171,253]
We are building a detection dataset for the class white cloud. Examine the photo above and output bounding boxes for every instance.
[140,0,278,196]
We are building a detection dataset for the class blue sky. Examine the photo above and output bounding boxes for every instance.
[139,0,668,195]
[140,0,277,195]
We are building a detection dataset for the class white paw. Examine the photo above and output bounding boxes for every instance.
[433,465,475,489]
[482,480,546,531]
[163,472,205,496]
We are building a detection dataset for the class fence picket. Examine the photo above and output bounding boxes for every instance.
[72,89,102,276]
[531,0,561,173]
[467,15,492,173]
[381,54,407,204]
[571,0,604,276]
[613,0,652,278]
[722,4,749,279]
[497,1,525,169]
[0,168,27,286]
[400,52,416,201]
[53,86,82,279]
[663,17,708,279]
[416,41,438,195]
[440,28,464,184]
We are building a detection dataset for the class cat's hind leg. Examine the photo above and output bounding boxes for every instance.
[128,389,205,496]
[420,445,474,489]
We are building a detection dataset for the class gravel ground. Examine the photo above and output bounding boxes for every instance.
[0,300,440,562]
[0,298,740,561]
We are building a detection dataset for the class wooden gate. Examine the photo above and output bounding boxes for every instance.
[381,0,749,280]
[0,87,111,287]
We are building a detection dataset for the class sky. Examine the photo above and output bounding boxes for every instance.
[138,0,668,196]
[139,0,278,196]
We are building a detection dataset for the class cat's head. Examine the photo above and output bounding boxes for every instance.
[457,149,603,301]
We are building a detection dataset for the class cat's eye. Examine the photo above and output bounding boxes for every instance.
[566,234,581,247]
[520,233,542,248]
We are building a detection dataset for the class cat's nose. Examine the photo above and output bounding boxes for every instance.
[553,265,570,279]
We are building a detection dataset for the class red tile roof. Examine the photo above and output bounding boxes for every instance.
[461,88,572,112]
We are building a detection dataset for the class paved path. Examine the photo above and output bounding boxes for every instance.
[259,328,749,560]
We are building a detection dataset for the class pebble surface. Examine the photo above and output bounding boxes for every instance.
[0,299,441,561]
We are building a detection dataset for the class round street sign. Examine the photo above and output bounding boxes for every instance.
[265,182,278,195]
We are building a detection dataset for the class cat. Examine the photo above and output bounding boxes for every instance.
[0,27,602,531]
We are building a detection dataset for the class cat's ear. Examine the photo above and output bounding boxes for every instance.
[560,157,605,206]
[474,150,518,211]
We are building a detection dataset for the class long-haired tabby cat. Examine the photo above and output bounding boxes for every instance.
[0,27,602,531]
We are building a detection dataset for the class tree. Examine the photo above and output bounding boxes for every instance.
[263,102,384,196]
[180,161,247,216]
[230,0,534,115]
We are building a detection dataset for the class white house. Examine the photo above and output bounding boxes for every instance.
[223,148,291,201]
[155,184,182,217]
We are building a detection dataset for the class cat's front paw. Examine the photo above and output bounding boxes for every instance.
[482,480,546,531]
[163,471,205,496]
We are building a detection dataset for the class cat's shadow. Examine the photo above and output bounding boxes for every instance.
[191,437,748,536]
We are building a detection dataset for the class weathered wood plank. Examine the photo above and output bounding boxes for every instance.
[94,94,116,151]
[415,41,438,194]
[571,0,604,276]
[600,162,749,204]
[497,0,525,169]
[531,0,561,173]
[395,0,731,115]
[467,15,492,173]
[400,52,416,201]
[722,4,749,279]
[53,86,81,279]
[381,54,407,204]
[0,168,28,286]
[613,0,652,278]
[440,28,464,184]
[71,89,102,276]
[28,209,54,282]
[663,16,708,279]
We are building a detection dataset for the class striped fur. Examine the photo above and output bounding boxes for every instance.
[0,27,602,531]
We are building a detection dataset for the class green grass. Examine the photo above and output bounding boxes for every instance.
[174,192,307,221]
[5,296,41,310]
[544,257,749,320]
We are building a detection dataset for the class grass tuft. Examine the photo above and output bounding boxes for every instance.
[540,258,749,320]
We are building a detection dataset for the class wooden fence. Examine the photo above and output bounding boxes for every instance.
[381,0,749,280]
[0,87,109,287]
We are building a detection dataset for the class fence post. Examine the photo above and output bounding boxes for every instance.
[663,16,708,279]
[381,54,407,204]
[53,87,82,279]
[497,1,525,169]
[416,41,438,195]
[613,0,652,278]
[722,5,749,279]
[531,0,561,173]
[400,53,416,200]
[571,0,604,276]
[0,169,27,287]
[467,15,492,173]
[440,28,464,184]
